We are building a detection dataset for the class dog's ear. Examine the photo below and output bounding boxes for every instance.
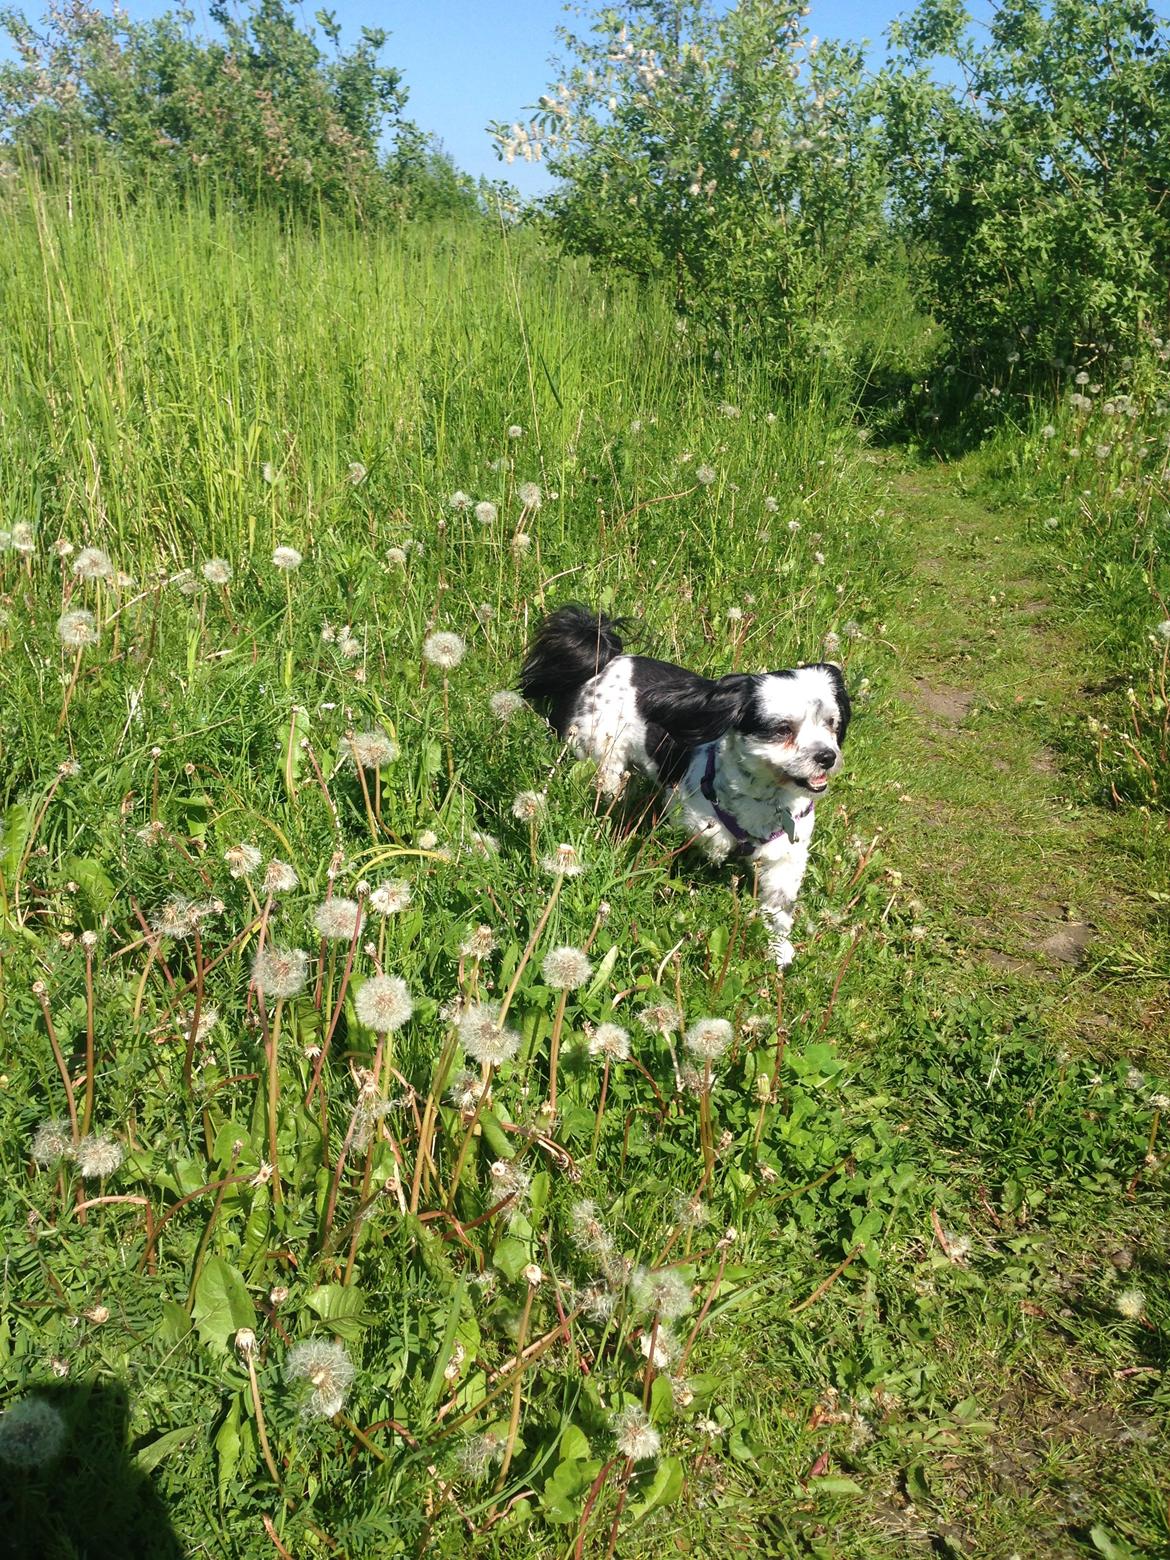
[639,672,756,748]
[810,662,851,745]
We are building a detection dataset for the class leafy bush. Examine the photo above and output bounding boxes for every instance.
[493,0,888,368]
[0,0,482,221]
[884,0,1170,381]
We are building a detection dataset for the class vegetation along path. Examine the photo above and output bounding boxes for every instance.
[759,456,1170,1559]
[874,460,1165,1064]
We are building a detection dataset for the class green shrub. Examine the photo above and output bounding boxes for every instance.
[0,0,482,221]
[492,0,888,370]
[884,0,1170,382]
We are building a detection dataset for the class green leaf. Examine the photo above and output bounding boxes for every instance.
[560,1423,591,1462]
[214,1400,241,1505]
[541,1457,601,1524]
[278,705,310,793]
[135,1424,200,1473]
[304,1283,374,1341]
[809,1475,865,1496]
[585,944,618,999]
[492,1236,532,1282]
[626,1455,684,1526]
[193,1256,257,1353]
[62,855,116,915]
[158,1299,194,1346]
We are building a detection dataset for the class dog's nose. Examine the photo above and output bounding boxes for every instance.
[812,746,837,769]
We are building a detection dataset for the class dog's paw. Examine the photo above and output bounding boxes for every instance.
[771,938,796,970]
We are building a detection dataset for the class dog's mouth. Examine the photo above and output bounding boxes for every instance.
[801,772,831,794]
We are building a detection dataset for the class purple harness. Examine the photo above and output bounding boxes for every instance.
[700,746,813,855]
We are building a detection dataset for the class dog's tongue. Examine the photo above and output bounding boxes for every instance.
[808,773,828,791]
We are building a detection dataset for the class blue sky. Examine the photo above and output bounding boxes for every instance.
[4,1,986,196]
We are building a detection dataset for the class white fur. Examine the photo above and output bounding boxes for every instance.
[567,660,844,968]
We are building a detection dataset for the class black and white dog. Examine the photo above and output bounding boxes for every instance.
[519,605,850,968]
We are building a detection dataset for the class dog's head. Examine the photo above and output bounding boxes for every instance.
[711,664,850,794]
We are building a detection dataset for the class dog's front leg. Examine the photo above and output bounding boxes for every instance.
[756,845,809,969]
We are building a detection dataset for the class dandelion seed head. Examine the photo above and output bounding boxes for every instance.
[542,945,592,990]
[613,1403,660,1462]
[511,789,546,821]
[460,924,495,960]
[74,1134,123,1179]
[631,1266,692,1320]
[202,558,232,585]
[490,690,526,722]
[263,859,299,895]
[0,1399,67,1468]
[511,531,533,554]
[589,1022,630,1061]
[285,1337,354,1418]
[224,843,262,879]
[57,609,99,649]
[1155,620,1170,641]
[448,490,472,511]
[10,521,35,555]
[518,481,542,510]
[262,462,277,483]
[347,462,367,485]
[312,898,362,941]
[569,1200,615,1258]
[458,1002,520,1067]
[684,1018,732,1062]
[507,425,524,439]
[489,1158,531,1204]
[458,1430,505,1481]
[355,975,413,1033]
[72,547,113,581]
[447,1068,485,1113]
[345,730,397,769]
[423,631,466,671]
[695,464,717,485]
[475,501,498,526]
[638,1002,682,1036]
[151,895,198,939]
[542,842,585,877]
[1116,1288,1146,1321]
[251,945,309,999]
[31,1119,73,1166]
[368,879,412,916]
[272,546,303,571]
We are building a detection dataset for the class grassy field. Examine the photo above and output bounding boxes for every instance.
[0,184,1166,1558]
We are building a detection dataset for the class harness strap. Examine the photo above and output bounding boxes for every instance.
[700,746,811,853]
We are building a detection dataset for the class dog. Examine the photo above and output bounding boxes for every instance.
[518,604,850,968]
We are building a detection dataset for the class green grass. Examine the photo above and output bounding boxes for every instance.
[0,183,1166,1559]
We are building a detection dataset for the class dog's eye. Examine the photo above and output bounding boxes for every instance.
[773,722,795,739]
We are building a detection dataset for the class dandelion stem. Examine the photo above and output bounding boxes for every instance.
[445,1065,494,1212]
[603,1459,635,1560]
[81,941,97,1138]
[34,984,78,1144]
[244,1350,282,1488]
[182,926,206,1095]
[56,645,84,731]
[266,999,285,1204]
[678,1248,729,1373]
[497,873,563,1029]
[590,1056,611,1158]
[306,905,364,1107]
[546,987,569,1116]
[409,1025,460,1215]
[494,1281,536,1493]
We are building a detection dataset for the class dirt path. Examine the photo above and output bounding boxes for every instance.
[872,463,1166,1064]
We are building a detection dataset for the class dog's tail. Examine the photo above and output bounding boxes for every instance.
[518,604,625,733]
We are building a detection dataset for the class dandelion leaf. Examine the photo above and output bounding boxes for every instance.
[193,1255,257,1353]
